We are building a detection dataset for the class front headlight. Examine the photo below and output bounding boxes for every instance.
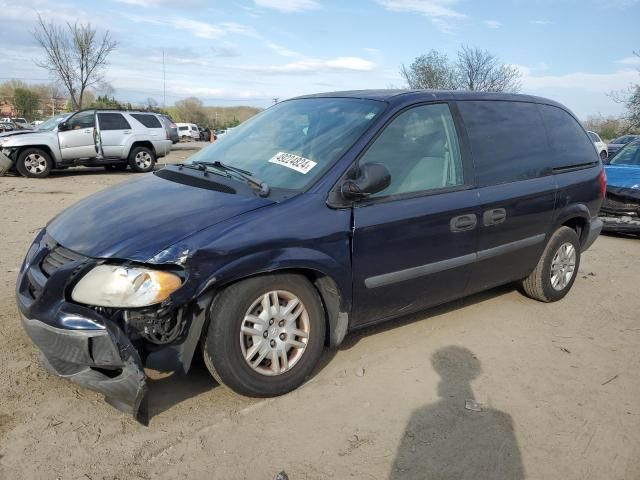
[71,265,182,308]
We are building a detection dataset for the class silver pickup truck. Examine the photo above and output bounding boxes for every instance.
[0,110,173,178]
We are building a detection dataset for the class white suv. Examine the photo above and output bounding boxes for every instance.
[0,110,172,178]
[176,123,200,141]
[588,131,607,161]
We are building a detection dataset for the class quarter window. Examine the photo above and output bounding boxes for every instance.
[537,104,598,168]
[130,114,162,128]
[359,103,464,198]
[97,113,131,131]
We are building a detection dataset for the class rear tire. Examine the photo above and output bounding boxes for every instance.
[128,146,156,173]
[202,274,326,397]
[600,150,607,161]
[16,148,53,178]
[521,226,581,302]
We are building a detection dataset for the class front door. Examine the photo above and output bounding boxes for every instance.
[59,111,97,160]
[351,103,478,326]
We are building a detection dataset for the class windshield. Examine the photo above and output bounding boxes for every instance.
[609,142,640,166]
[36,113,71,131]
[186,97,386,190]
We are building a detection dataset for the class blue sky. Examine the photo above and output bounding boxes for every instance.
[1,0,639,118]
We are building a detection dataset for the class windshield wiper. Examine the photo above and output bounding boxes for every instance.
[191,161,270,197]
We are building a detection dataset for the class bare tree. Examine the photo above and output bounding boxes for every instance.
[400,50,457,90]
[33,14,117,110]
[400,46,522,93]
[455,46,521,93]
[612,50,640,131]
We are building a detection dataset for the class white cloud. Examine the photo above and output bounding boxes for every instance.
[375,0,464,34]
[530,19,552,25]
[129,16,255,40]
[233,56,376,74]
[616,55,640,65]
[253,0,320,12]
[521,69,638,93]
[267,43,303,57]
[375,0,463,17]
[483,19,501,29]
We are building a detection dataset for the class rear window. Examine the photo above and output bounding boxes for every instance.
[98,113,131,131]
[457,100,551,186]
[537,104,598,169]
[178,126,188,131]
[130,114,162,128]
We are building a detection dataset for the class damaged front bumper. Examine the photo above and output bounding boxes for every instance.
[20,314,148,423]
[16,230,210,423]
[600,189,640,233]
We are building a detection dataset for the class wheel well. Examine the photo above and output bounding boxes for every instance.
[212,268,349,348]
[130,141,155,156]
[562,217,588,246]
[16,145,56,164]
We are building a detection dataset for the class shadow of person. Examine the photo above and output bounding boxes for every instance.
[389,346,524,480]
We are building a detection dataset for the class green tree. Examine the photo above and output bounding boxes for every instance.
[13,88,40,120]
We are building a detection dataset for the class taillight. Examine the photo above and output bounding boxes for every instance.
[598,168,607,198]
[170,123,176,128]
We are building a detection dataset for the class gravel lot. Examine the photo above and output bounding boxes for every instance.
[1,145,639,479]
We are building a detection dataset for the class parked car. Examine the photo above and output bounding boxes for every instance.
[607,135,640,158]
[10,117,29,128]
[0,122,16,133]
[199,126,212,141]
[0,110,172,178]
[600,140,640,232]
[16,90,603,421]
[588,131,607,161]
[159,114,179,144]
[176,123,200,141]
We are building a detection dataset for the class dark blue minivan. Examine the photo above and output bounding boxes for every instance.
[16,90,605,422]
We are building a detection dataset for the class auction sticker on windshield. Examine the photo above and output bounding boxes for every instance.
[269,152,317,174]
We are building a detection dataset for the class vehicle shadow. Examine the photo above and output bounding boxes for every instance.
[144,283,516,421]
[336,283,516,354]
[145,351,217,419]
[388,346,525,479]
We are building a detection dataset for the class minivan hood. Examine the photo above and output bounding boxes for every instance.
[47,171,274,261]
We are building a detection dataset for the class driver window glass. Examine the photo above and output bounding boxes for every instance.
[68,111,95,130]
[360,103,464,198]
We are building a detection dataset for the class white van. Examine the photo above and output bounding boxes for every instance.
[176,123,200,141]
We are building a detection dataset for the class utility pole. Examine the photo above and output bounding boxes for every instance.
[162,49,166,109]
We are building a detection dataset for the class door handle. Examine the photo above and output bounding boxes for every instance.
[483,208,507,226]
[122,131,131,134]
[83,129,92,134]
[450,214,477,232]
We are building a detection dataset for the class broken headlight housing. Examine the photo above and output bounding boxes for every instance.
[71,264,182,308]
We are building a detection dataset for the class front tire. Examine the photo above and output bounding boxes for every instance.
[128,146,156,173]
[521,226,581,302]
[202,274,326,397]
[16,148,53,178]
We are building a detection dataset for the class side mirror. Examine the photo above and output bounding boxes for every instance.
[58,121,70,132]
[341,162,391,200]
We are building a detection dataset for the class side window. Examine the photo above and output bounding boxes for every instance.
[457,100,551,187]
[67,111,95,130]
[360,103,464,198]
[537,104,598,168]
[130,114,162,128]
[97,113,131,131]
[588,132,598,142]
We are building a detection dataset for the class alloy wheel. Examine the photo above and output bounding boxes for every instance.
[24,153,47,174]
[239,290,310,376]
[550,242,576,290]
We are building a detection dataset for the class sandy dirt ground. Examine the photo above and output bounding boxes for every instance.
[1,146,639,479]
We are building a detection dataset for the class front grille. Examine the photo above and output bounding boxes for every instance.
[20,239,88,304]
[41,245,86,277]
